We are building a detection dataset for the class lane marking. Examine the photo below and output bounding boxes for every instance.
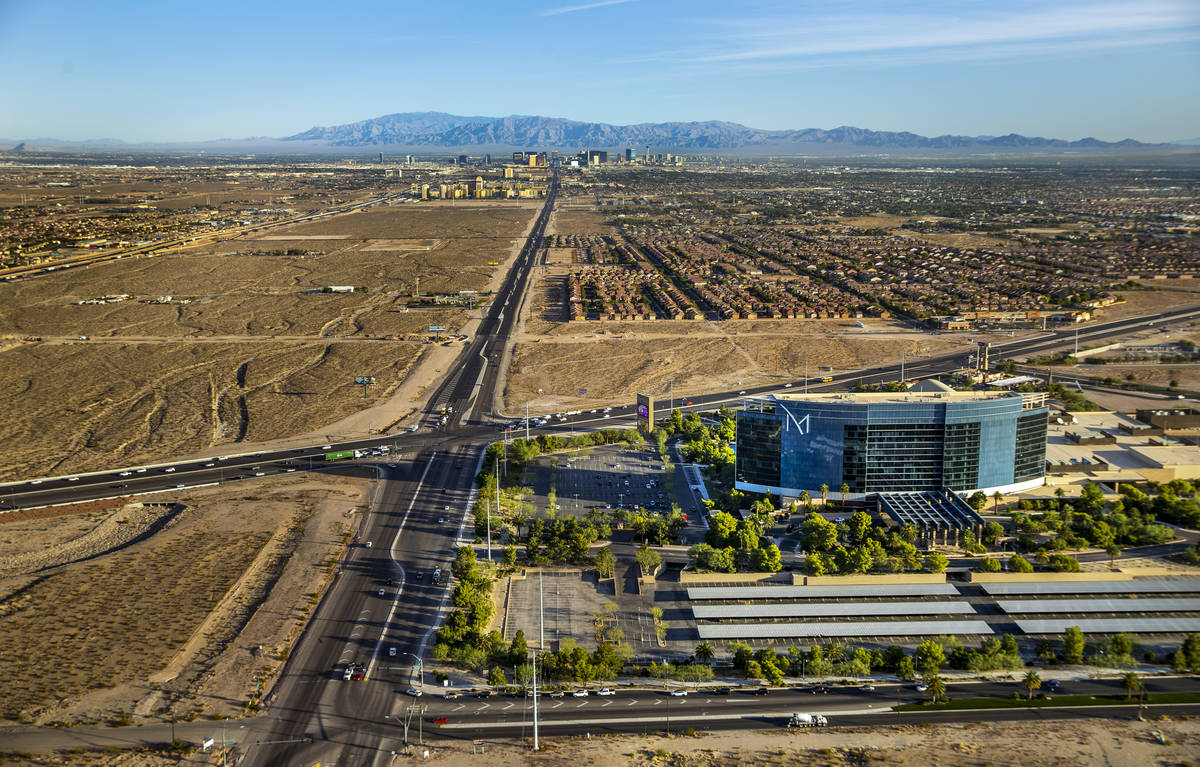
[363,455,435,682]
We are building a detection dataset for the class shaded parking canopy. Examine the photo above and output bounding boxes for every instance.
[692,601,976,619]
[697,620,994,640]
[980,579,1200,596]
[687,584,960,601]
[1014,617,1200,634]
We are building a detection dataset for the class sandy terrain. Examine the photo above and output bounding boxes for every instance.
[0,202,538,479]
[5,716,1194,766]
[504,319,1003,414]
[0,472,370,726]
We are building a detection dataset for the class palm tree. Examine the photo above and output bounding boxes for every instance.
[1107,543,1121,569]
[1122,671,1142,700]
[839,482,850,506]
[694,642,716,665]
[1023,670,1041,701]
[799,490,811,512]
[992,491,1003,514]
[819,483,829,507]
[928,676,947,704]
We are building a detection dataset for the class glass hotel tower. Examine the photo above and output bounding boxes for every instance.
[735,390,1048,498]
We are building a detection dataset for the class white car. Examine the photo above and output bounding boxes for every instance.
[378,588,385,597]
[204,462,215,467]
[136,468,147,473]
[784,383,793,388]
[118,471,131,477]
[342,666,354,681]
[572,689,589,697]
[669,689,688,697]
[163,467,175,473]
[389,647,397,657]
[405,688,423,697]
[67,476,80,481]
[596,688,615,696]
[915,684,928,692]
[28,479,43,485]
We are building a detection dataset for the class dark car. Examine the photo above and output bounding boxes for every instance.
[750,687,769,696]
[809,686,829,694]
[714,687,731,695]
[476,690,492,699]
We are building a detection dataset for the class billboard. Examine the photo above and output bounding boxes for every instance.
[636,393,654,430]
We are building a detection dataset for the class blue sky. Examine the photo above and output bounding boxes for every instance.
[1,0,1197,142]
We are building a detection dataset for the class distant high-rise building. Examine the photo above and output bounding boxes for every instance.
[457,154,468,165]
[625,148,633,162]
[405,154,414,164]
[513,151,524,162]
[378,152,384,163]
[484,154,491,164]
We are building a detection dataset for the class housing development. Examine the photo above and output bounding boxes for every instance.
[1,145,1199,767]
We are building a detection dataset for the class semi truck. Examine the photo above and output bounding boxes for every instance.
[787,712,828,728]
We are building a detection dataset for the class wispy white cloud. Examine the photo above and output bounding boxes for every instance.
[634,1,1199,65]
[539,0,637,17]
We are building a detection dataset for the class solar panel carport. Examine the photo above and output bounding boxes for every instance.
[1015,618,1200,634]
[997,598,1200,614]
[692,601,977,619]
[980,579,1200,596]
[697,620,994,640]
[687,584,960,601]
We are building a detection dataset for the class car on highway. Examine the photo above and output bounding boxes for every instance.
[365,541,373,548]
[204,462,215,467]
[174,483,185,488]
[548,690,565,698]
[254,472,265,477]
[784,383,793,388]
[118,471,131,477]
[136,468,147,473]
[415,570,424,580]
[388,647,397,657]
[860,685,876,692]
[572,689,589,697]
[28,479,43,485]
[67,476,80,481]
[684,400,693,405]
[669,689,687,697]
[444,692,460,700]
[749,687,769,696]
[739,390,746,395]
[342,666,354,681]
[596,688,615,696]
[714,687,732,695]
[431,716,448,725]
[438,517,445,524]
[405,688,422,697]
[163,467,175,473]
[914,684,928,692]
[351,666,365,681]
[476,691,491,699]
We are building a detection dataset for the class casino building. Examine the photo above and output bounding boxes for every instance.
[734,385,1048,499]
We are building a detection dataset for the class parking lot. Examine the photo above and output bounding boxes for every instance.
[525,444,675,518]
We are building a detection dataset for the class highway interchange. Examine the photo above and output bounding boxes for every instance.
[2,176,1199,762]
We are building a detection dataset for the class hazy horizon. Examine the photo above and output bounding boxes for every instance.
[1,0,1198,143]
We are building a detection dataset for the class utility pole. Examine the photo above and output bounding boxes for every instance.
[804,358,809,393]
[531,654,540,751]
[525,402,530,442]
[1074,327,1079,357]
[901,351,905,384]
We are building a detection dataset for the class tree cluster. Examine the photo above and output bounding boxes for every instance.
[689,508,781,573]
[525,516,600,565]
[797,510,937,575]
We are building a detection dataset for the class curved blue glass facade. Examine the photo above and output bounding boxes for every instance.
[735,392,1047,497]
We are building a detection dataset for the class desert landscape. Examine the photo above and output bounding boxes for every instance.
[0,471,372,726]
[0,200,538,480]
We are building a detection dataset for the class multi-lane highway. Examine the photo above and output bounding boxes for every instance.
[3,194,1199,762]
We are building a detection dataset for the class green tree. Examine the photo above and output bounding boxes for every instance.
[1008,553,1034,573]
[798,490,811,511]
[694,642,716,664]
[594,546,616,579]
[839,482,850,506]
[916,639,945,676]
[451,544,479,582]
[928,675,947,704]
[509,630,528,663]
[800,513,838,552]
[967,491,988,511]
[1063,626,1085,664]
[847,511,872,545]
[635,544,662,576]
[752,543,783,572]
[503,544,518,568]
[487,666,508,686]
[897,655,916,681]
[1121,671,1142,700]
[992,491,1004,515]
[982,520,1005,547]
[707,511,738,548]
[923,552,949,573]
[1023,670,1041,701]
[819,483,829,506]
[975,556,1001,572]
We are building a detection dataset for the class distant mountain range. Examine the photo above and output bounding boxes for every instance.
[282,111,1172,153]
[3,112,1191,155]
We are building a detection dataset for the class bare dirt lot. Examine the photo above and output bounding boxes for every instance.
[0,203,537,479]
[0,472,369,726]
[505,319,999,414]
[7,716,1190,767]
